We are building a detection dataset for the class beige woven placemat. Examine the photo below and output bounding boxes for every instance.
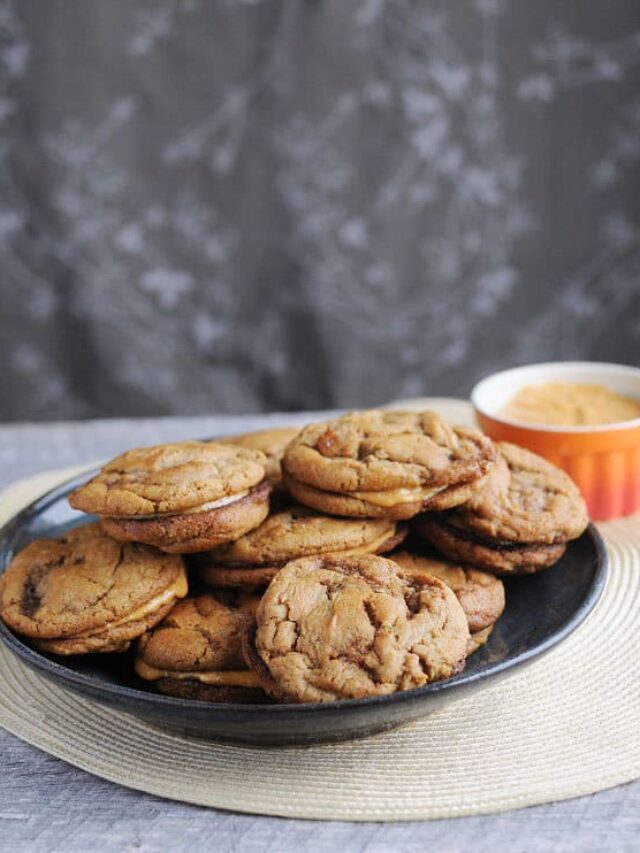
[0,469,639,821]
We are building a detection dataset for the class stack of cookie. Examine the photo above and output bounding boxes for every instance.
[413,442,589,574]
[0,409,589,705]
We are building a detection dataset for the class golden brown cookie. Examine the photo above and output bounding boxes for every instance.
[390,551,505,633]
[413,516,567,574]
[451,443,589,545]
[0,523,187,654]
[135,590,266,702]
[196,506,407,588]
[282,410,496,519]
[215,427,301,487]
[69,441,271,553]
[99,483,272,554]
[413,442,586,574]
[243,553,470,703]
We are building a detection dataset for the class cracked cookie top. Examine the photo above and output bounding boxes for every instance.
[69,441,267,516]
[390,551,505,633]
[282,410,495,495]
[203,506,402,566]
[447,442,589,544]
[136,591,259,673]
[216,427,300,483]
[248,553,470,703]
[0,523,186,639]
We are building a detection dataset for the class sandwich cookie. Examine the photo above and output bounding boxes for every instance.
[69,441,272,553]
[197,506,407,588]
[243,553,470,703]
[0,523,187,654]
[390,550,505,653]
[414,443,588,574]
[135,591,266,702]
[282,410,496,519]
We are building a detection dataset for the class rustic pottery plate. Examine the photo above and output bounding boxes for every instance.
[0,471,607,746]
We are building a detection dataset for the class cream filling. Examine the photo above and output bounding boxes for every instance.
[106,491,249,520]
[135,659,261,687]
[66,570,188,640]
[349,484,446,507]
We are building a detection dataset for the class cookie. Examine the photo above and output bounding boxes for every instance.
[413,442,586,574]
[413,516,567,574]
[282,410,496,519]
[390,551,505,633]
[215,427,300,487]
[450,443,589,544]
[243,553,470,703]
[69,441,272,553]
[196,506,407,588]
[135,590,266,702]
[0,523,187,654]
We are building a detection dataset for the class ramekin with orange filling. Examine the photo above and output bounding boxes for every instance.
[471,362,640,520]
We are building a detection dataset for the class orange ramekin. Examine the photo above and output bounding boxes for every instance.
[471,362,640,521]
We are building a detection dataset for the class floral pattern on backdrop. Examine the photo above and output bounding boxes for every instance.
[0,0,638,420]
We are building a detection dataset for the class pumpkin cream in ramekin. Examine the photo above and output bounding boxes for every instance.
[472,362,640,521]
[501,383,640,427]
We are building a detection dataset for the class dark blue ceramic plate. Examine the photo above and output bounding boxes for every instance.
[0,471,607,745]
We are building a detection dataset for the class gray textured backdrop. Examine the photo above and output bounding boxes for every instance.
[0,0,639,422]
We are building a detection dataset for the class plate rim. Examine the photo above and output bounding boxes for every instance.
[0,468,608,717]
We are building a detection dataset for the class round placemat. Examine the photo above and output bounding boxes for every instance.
[0,471,639,821]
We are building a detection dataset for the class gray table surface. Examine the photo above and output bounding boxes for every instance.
[1,414,638,853]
